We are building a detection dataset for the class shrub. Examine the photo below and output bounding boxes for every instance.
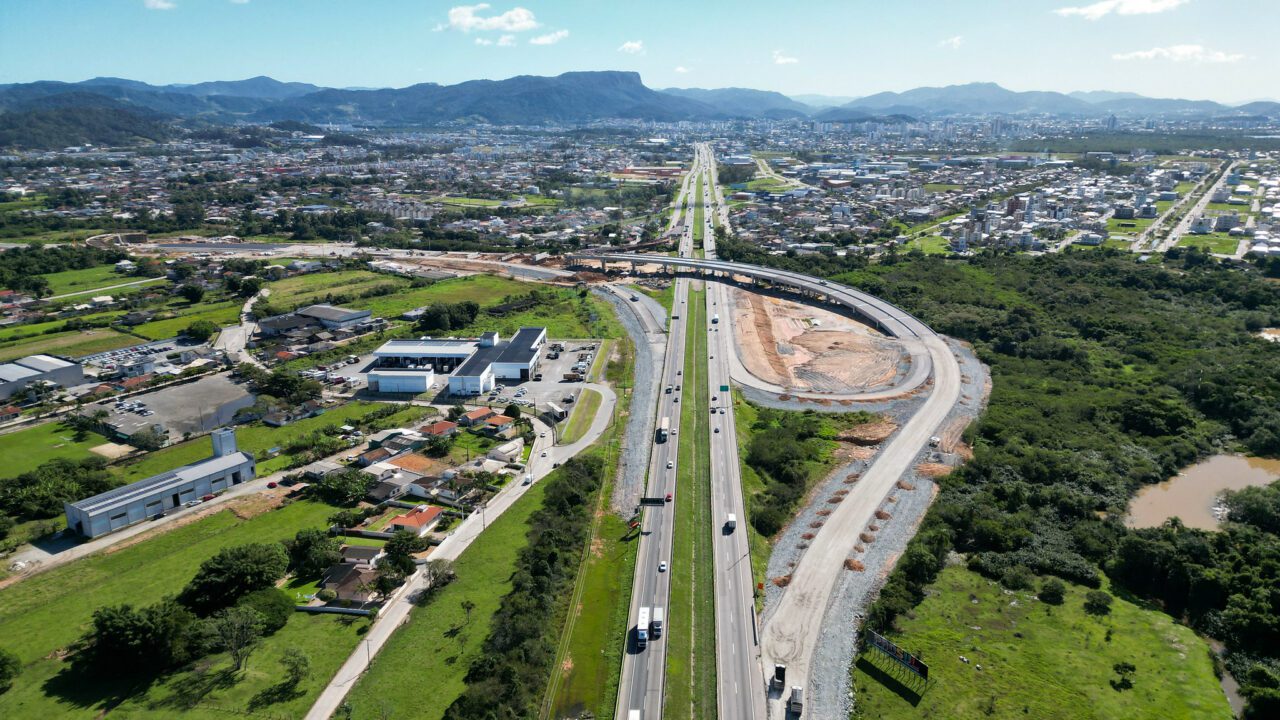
[236,588,295,635]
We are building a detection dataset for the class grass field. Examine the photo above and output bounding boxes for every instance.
[693,177,705,249]
[634,283,675,312]
[265,270,403,311]
[0,327,138,362]
[907,235,952,255]
[851,566,1232,720]
[0,195,45,213]
[130,301,244,341]
[731,392,775,606]
[561,388,602,444]
[1178,234,1242,255]
[924,183,963,193]
[1107,217,1156,235]
[744,177,792,193]
[0,499,343,719]
[547,367,632,719]
[0,421,111,477]
[666,287,716,720]
[352,274,530,318]
[38,266,129,296]
[51,278,168,303]
[341,476,551,719]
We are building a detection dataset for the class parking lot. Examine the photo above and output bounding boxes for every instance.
[80,337,206,371]
[82,373,255,438]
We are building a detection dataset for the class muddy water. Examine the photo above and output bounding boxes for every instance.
[1127,455,1280,530]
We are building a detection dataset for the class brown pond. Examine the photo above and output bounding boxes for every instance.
[1126,455,1280,530]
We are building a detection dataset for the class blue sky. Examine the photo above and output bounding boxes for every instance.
[2,0,1275,103]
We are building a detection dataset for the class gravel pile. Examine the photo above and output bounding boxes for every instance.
[596,287,665,514]
[758,337,991,720]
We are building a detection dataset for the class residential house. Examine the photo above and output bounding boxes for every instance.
[320,562,379,603]
[459,407,496,427]
[483,413,518,439]
[339,544,383,567]
[0,405,20,422]
[387,505,443,537]
[419,420,458,438]
[487,437,525,463]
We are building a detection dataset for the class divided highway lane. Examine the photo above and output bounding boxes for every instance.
[616,147,702,720]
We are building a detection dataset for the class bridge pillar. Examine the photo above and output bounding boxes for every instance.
[630,260,638,274]
[599,259,607,272]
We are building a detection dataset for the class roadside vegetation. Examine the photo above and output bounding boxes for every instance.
[716,240,1280,717]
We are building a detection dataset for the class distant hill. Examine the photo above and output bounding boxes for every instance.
[661,87,811,118]
[790,93,859,108]
[255,71,721,124]
[843,82,1094,115]
[1236,101,1280,117]
[0,104,172,149]
[1095,97,1228,116]
[1068,90,1146,104]
[0,80,275,118]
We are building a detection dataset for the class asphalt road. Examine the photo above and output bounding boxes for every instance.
[616,146,703,720]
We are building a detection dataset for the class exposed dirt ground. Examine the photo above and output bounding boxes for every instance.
[90,442,135,460]
[730,288,907,393]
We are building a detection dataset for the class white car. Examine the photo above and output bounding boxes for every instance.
[666,460,674,469]
[539,432,546,438]
[658,561,668,572]
[540,450,548,458]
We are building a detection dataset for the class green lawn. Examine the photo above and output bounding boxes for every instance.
[0,500,343,719]
[731,392,773,607]
[634,283,675,312]
[38,266,131,296]
[744,177,791,193]
[693,177,705,248]
[1177,234,1241,255]
[352,274,533,319]
[447,430,498,465]
[851,566,1232,720]
[924,183,963,193]
[0,327,137,362]
[266,270,404,312]
[130,300,243,341]
[666,287,716,720]
[341,475,551,719]
[51,277,168,303]
[0,421,111,477]
[1107,217,1155,235]
[907,235,952,255]
[0,194,45,213]
[561,388,602,444]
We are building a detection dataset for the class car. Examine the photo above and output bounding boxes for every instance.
[267,481,278,489]
[539,431,547,438]
[666,460,674,469]
[676,370,682,375]
[712,396,718,402]
[184,499,202,508]
[540,450,548,458]
[714,427,720,433]
[665,492,673,502]
[720,408,726,415]
[201,494,216,502]
[151,511,167,521]
[658,561,668,572]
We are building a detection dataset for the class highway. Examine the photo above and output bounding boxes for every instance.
[571,242,961,718]
[615,145,703,720]
[700,142,768,720]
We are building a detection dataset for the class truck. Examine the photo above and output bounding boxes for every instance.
[656,416,670,443]
[563,371,584,382]
[788,686,804,715]
[651,606,665,638]
[770,664,787,691]
[724,513,737,532]
[711,313,720,324]
[628,711,641,720]
[636,607,651,649]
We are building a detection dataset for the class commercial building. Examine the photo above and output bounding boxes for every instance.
[366,327,547,395]
[296,304,372,330]
[0,354,84,400]
[64,428,256,539]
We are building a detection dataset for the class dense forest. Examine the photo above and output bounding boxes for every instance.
[0,105,173,150]
[718,240,1280,717]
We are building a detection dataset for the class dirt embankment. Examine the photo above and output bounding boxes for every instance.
[731,289,907,393]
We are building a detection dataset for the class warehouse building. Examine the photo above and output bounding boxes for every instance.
[0,354,84,401]
[366,327,546,395]
[64,428,256,538]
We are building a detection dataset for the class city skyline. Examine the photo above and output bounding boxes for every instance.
[2,0,1277,104]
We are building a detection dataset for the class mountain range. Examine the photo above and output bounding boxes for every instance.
[0,74,1277,148]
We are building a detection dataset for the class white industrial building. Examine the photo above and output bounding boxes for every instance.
[64,428,256,538]
[0,354,84,401]
[366,327,546,395]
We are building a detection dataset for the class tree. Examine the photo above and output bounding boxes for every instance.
[461,599,475,624]
[207,606,263,673]
[178,284,205,304]
[1039,578,1066,605]
[503,404,521,420]
[83,599,197,675]
[447,405,466,421]
[383,530,422,576]
[236,588,294,635]
[129,427,167,451]
[280,647,311,688]
[0,647,19,694]
[184,319,220,342]
[421,558,456,589]
[238,277,263,298]
[179,543,289,614]
[1084,590,1113,616]
[286,528,341,579]
[310,469,375,507]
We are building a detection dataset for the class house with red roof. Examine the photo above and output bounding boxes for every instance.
[387,505,443,537]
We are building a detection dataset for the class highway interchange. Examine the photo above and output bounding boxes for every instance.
[592,142,962,719]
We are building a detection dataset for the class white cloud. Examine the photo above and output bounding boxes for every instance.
[938,35,963,50]
[497,34,516,47]
[442,4,539,33]
[618,40,645,55]
[674,66,690,74]
[772,50,798,65]
[229,0,250,4]
[475,37,493,46]
[1055,0,1188,21]
[144,0,175,9]
[529,29,569,45]
[1113,44,1244,63]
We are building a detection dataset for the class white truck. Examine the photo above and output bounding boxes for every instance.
[711,313,720,324]
[724,513,737,532]
[636,606,651,649]
[651,606,665,638]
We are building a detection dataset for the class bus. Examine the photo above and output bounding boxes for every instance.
[656,416,670,443]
